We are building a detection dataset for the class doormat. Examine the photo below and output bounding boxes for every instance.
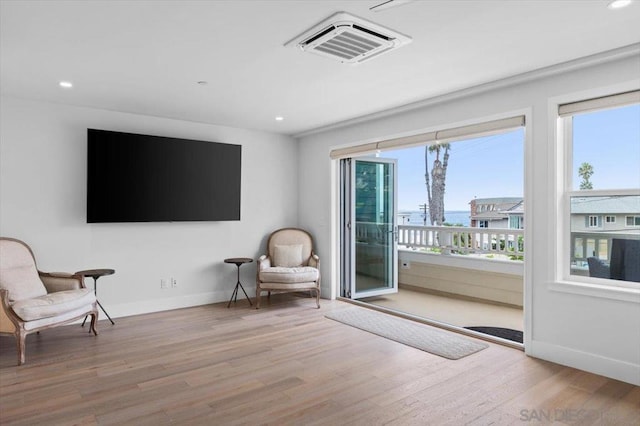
[325,307,488,360]
[465,326,523,344]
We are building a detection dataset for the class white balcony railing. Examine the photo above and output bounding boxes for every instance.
[398,224,524,256]
[355,222,524,257]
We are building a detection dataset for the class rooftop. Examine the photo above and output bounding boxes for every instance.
[570,195,640,214]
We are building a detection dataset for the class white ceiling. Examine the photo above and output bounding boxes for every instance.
[1,0,639,136]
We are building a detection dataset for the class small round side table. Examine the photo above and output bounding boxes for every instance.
[224,258,253,308]
[76,268,115,325]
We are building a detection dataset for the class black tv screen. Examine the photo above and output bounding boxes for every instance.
[87,129,241,223]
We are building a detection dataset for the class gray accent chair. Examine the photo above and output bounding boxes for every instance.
[587,257,610,279]
[256,228,320,309]
[0,237,98,365]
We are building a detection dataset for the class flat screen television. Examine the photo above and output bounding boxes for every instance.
[87,129,241,223]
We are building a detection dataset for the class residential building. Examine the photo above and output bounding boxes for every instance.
[469,197,524,229]
[570,195,640,269]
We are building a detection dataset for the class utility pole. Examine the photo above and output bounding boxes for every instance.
[418,203,428,226]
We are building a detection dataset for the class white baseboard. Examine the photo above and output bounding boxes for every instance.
[527,340,640,386]
[94,284,329,320]
[100,289,249,319]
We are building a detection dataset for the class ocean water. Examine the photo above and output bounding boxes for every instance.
[398,210,470,227]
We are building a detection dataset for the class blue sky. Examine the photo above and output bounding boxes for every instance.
[380,128,524,211]
[573,104,640,191]
[378,104,639,211]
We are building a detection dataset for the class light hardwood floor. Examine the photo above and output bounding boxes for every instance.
[0,295,637,425]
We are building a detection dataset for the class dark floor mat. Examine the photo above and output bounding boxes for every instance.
[465,326,523,344]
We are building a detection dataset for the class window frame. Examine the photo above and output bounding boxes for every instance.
[557,104,640,293]
[625,215,640,227]
[509,215,524,229]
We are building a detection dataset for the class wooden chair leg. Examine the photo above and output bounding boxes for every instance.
[90,312,99,335]
[16,329,26,366]
[256,287,261,309]
[316,287,320,309]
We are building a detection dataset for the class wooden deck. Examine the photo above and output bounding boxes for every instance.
[0,295,637,425]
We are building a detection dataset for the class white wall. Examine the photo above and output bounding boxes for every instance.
[0,96,299,316]
[297,51,640,385]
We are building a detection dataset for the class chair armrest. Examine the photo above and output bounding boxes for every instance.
[39,272,84,293]
[309,252,320,269]
[257,255,271,270]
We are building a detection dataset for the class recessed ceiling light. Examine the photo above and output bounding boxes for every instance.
[275,116,284,121]
[608,0,632,9]
[59,81,73,88]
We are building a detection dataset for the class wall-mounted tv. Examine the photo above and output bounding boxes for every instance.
[87,129,241,223]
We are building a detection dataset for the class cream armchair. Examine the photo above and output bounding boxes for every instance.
[0,237,98,365]
[256,228,320,309]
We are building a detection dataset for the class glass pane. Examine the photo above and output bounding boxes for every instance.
[574,238,584,259]
[598,240,608,260]
[570,195,640,282]
[586,239,596,258]
[354,160,395,294]
[572,104,640,191]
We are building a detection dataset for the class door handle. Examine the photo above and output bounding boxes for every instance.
[388,226,398,242]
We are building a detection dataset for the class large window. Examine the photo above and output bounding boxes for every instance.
[560,91,640,286]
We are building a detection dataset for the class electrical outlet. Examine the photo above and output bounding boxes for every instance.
[171,278,177,288]
[401,261,411,270]
[160,279,168,289]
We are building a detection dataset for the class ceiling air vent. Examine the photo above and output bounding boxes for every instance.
[285,12,411,64]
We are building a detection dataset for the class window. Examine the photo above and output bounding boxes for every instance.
[479,220,488,228]
[574,238,584,259]
[559,91,640,287]
[509,216,524,229]
[626,216,640,227]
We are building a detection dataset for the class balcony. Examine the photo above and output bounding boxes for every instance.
[395,224,524,306]
[355,223,524,340]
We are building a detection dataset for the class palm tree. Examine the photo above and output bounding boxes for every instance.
[424,143,450,226]
[578,162,594,190]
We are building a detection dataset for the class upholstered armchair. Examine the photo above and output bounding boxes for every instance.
[256,228,320,309]
[0,237,98,365]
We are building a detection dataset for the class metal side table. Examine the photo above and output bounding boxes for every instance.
[224,258,253,308]
[76,268,115,326]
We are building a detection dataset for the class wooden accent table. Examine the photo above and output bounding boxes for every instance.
[76,268,115,325]
[224,258,253,308]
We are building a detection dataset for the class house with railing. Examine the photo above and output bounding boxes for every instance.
[570,195,640,274]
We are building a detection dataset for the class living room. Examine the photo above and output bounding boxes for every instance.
[1,1,639,424]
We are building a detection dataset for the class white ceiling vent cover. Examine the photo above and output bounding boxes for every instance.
[285,12,411,64]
